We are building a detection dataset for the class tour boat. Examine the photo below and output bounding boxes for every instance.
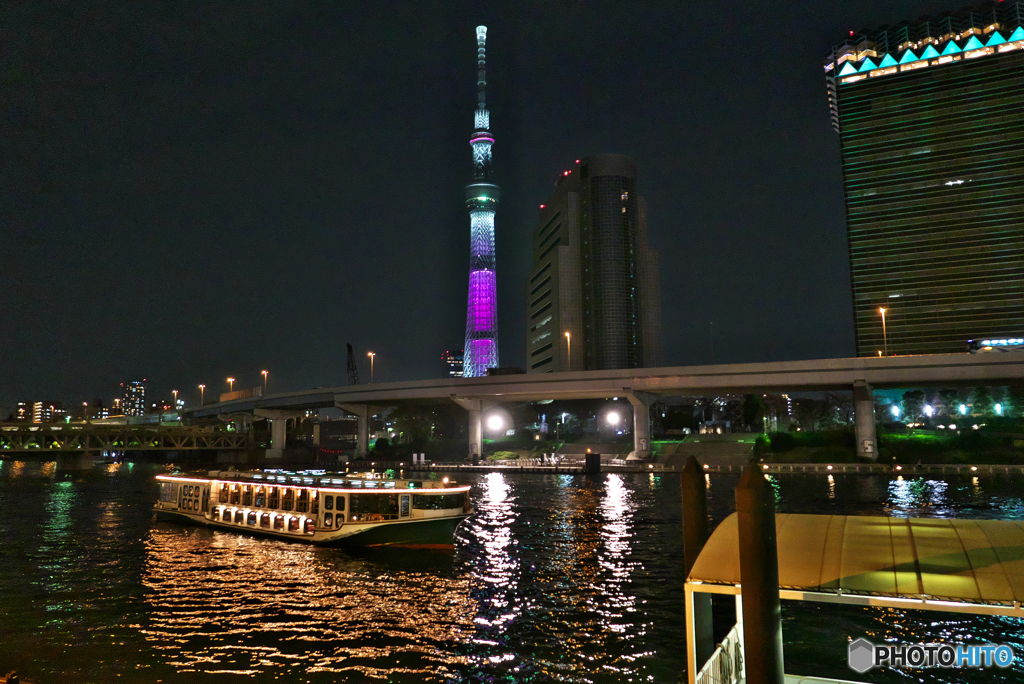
[154,469,472,548]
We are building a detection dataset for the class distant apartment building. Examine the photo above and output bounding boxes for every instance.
[526,154,663,373]
[826,1,1024,355]
[14,400,65,423]
[442,350,465,378]
[120,380,147,416]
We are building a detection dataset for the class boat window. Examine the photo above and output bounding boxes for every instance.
[159,482,178,503]
[268,487,280,509]
[288,517,300,532]
[324,512,333,527]
[349,494,399,522]
[412,493,466,510]
[337,496,346,511]
[254,487,266,508]
[242,486,253,506]
[311,492,319,515]
[400,495,410,517]
[218,484,229,503]
[202,490,209,513]
[234,510,245,524]
[304,519,315,534]
[247,512,257,526]
[282,489,294,511]
[229,485,240,505]
[273,515,285,531]
[296,490,309,513]
[260,514,270,529]
[324,495,334,511]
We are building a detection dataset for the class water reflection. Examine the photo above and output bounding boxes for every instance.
[140,526,475,680]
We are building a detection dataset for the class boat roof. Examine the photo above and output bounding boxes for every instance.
[689,513,1024,614]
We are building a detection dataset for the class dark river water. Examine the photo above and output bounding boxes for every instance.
[0,457,1022,683]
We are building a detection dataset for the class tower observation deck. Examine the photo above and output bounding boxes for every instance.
[463,25,501,378]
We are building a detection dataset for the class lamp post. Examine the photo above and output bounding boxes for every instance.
[172,389,178,408]
[198,384,205,405]
[564,331,571,371]
[262,370,268,393]
[879,307,889,357]
[367,352,375,383]
[227,377,235,392]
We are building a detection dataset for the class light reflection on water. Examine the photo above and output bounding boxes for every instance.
[1,458,1023,683]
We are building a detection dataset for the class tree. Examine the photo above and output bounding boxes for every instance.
[970,386,994,417]
[742,394,767,431]
[938,389,961,420]
[902,390,925,423]
[1008,384,1024,417]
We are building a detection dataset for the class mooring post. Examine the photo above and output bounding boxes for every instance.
[681,456,715,673]
[735,461,784,684]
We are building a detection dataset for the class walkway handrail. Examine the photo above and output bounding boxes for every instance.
[695,623,743,684]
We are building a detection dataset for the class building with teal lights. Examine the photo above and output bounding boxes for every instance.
[462,26,500,378]
[826,1,1024,356]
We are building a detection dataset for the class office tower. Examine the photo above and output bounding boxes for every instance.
[120,380,147,416]
[826,2,1024,356]
[526,155,663,373]
[15,400,64,423]
[442,349,465,378]
[462,25,501,378]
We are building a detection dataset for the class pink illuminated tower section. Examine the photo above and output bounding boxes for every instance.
[462,25,500,377]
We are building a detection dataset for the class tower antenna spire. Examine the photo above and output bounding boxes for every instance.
[462,25,500,377]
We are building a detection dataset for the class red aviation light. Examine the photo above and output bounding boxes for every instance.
[539,204,546,208]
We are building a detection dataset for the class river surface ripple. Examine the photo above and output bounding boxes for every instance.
[0,458,1022,683]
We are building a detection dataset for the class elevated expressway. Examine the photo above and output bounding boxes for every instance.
[186,352,1024,462]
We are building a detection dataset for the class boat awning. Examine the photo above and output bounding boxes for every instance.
[688,513,1024,615]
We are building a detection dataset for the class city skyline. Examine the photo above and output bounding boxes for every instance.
[2,1,972,413]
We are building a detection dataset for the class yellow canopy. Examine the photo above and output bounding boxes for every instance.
[689,513,1024,608]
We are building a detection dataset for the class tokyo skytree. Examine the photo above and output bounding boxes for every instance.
[462,25,500,378]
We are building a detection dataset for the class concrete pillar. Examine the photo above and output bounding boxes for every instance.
[681,457,714,671]
[337,403,370,459]
[270,418,288,450]
[853,381,878,461]
[735,461,784,684]
[625,390,657,461]
[450,395,486,463]
[468,408,482,464]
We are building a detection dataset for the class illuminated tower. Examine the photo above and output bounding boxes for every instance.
[462,25,501,378]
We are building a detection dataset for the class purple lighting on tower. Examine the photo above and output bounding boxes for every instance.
[462,25,500,377]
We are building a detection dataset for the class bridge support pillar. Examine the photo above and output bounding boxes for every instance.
[853,381,878,461]
[682,456,714,674]
[256,409,304,460]
[625,390,657,461]
[451,395,487,463]
[338,404,370,460]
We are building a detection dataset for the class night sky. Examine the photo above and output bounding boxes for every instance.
[2,1,962,412]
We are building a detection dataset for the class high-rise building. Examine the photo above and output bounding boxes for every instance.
[120,380,147,416]
[442,350,465,378]
[826,2,1024,356]
[525,155,663,373]
[462,25,501,378]
[14,400,64,423]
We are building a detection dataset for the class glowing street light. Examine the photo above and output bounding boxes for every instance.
[227,377,235,392]
[879,307,888,356]
[199,384,206,405]
[891,405,900,418]
[564,331,571,370]
[607,411,621,425]
[959,404,968,415]
[172,389,178,406]
[923,405,934,418]
[486,414,504,432]
[367,352,376,383]
[995,403,1003,416]
[262,370,269,393]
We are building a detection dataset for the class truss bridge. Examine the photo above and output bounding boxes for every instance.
[0,424,248,453]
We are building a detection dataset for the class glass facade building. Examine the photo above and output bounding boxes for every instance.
[826,2,1024,356]
[525,155,662,373]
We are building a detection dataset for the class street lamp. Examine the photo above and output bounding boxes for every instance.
[564,331,571,370]
[607,411,621,425]
[891,405,900,419]
[262,370,269,393]
[486,414,504,432]
[172,389,178,408]
[227,377,235,392]
[367,352,375,383]
[198,384,206,405]
[879,307,888,356]
[923,405,934,418]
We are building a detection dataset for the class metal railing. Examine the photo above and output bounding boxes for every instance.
[695,624,744,684]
